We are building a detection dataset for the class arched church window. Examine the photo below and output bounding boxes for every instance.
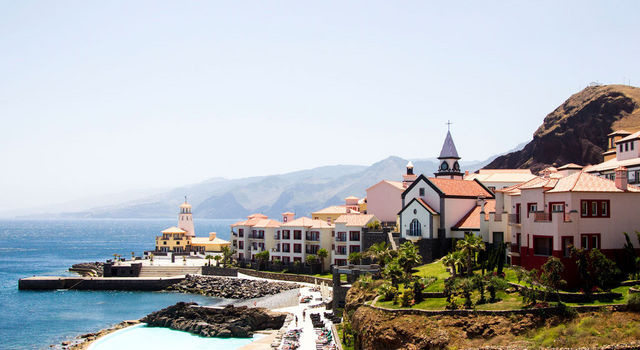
[409,219,421,236]
[440,162,449,171]
[453,161,460,171]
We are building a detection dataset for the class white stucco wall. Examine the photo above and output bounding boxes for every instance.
[400,200,434,239]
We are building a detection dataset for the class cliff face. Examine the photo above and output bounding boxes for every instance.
[486,85,640,172]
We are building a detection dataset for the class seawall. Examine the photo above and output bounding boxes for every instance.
[18,276,184,291]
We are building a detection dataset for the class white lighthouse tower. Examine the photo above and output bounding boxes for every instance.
[178,197,195,237]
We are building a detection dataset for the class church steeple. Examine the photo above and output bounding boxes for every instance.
[435,127,463,179]
[178,197,195,237]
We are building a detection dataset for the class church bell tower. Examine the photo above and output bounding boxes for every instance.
[435,123,463,179]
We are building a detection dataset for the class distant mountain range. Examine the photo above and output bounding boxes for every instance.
[24,153,513,220]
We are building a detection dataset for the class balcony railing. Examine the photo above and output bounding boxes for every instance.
[271,247,281,252]
[534,212,551,222]
[248,234,264,239]
[508,214,520,224]
[305,235,320,241]
[493,213,502,222]
[336,236,347,242]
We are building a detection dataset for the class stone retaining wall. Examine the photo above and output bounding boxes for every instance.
[366,297,628,317]
[508,282,623,302]
[18,276,184,291]
[238,268,333,287]
[201,266,238,277]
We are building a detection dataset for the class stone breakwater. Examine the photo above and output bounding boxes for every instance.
[166,274,299,299]
[69,262,104,277]
[141,302,286,338]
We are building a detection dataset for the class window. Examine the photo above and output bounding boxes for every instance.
[349,231,360,241]
[551,203,564,212]
[419,187,425,196]
[581,234,600,250]
[453,161,460,171]
[349,245,361,253]
[282,256,290,263]
[293,244,302,253]
[580,200,610,218]
[294,230,302,240]
[282,230,290,240]
[335,259,347,266]
[620,144,623,152]
[493,232,504,244]
[488,186,496,192]
[632,142,635,150]
[238,241,244,249]
[336,232,347,242]
[515,233,521,249]
[625,143,629,151]
[239,229,244,238]
[527,203,537,218]
[533,236,553,256]
[409,219,422,236]
[561,236,573,258]
[440,162,449,171]
[282,243,290,253]
[337,246,347,255]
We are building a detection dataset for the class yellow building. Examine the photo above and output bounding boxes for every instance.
[155,200,230,254]
[191,232,230,253]
[156,226,191,253]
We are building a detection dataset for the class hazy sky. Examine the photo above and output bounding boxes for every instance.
[1,1,640,212]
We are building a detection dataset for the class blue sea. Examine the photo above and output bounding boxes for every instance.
[0,218,238,350]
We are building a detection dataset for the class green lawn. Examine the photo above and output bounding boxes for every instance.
[412,260,449,292]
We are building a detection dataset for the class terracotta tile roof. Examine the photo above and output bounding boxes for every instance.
[334,214,377,227]
[281,211,295,215]
[483,200,496,220]
[416,198,438,215]
[584,157,640,173]
[518,177,559,190]
[452,205,481,230]
[231,217,263,227]
[546,171,640,193]
[281,217,334,229]
[191,236,230,245]
[464,170,537,183]
[253,219,282,228]
[558,163,584,170]
[344,196,359,200]
[617,131,640,143]
[311,205,359,215]
[608,130,632,136]
[161,226,187,234]
[247,213,268,219]
[427,178,493,198]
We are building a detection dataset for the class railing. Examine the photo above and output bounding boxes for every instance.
[305,248,319,254]
[336,236,347,242]
[508,214,520,224]
[349,235,360,241]
[336,249,347,255]
[493,213,502,222]
[248,234,264,239]
[271,248,280,252]
[305,235,320,241]
[534,212,551,222]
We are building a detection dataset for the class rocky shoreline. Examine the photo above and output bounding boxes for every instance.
[69,262,104,277]
[166,274,300,299]
[141,302,287,338]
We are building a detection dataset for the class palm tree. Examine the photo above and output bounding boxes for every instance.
[397,241,422,279]
[442,253,457,277]
[149,253,154,265]
[214,255,222,266]
[317,248,328,272]
[383,261,404,287]
[366,242,391,268]
[221,246,233,267]
[306,254,318,265]
[205,254,214,266]
[348,252,363,265]
[456,234,485,276]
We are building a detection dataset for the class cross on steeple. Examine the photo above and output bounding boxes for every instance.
[446,120,452,131]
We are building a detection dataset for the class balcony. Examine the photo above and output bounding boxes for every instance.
[335,236,347,242]
[493,213,502,222]
[305,234,320,242]
[248,234,265,239]
[508,214,521,225]
[534,212,551,222]
[271,247,281,253]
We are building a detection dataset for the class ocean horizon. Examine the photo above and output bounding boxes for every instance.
[0,218,237,350]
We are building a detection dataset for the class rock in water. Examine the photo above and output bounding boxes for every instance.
[165,275,299,299]
[141,302,286,338]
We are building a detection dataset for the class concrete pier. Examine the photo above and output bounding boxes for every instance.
[18,276,185,291]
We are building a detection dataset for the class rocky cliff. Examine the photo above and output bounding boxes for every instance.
[141,302,286,337]
[486,85,640,172]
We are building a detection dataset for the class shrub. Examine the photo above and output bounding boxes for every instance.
[628,293,640,312]
[377,283,397,302]
[541,256,566,301]
[487,275,509,303]
[400,288,415,307]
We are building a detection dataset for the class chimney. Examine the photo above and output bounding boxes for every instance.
[209,232,217,241]
[282,212,295,223]
[615,166,628,191]
[465,170,469,177]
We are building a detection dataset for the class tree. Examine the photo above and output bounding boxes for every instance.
[457,277,475,309]
[205,254,214,266]
[456,234,485,276]
[255,250,270,270]
[589,249,618,290]
[540,257,566,301]
[442,251,464,277]
[348,252,363,265]
[306,254,318,265]
[572,247,592,292]
[317,248,329,272]
[366,242,392,268]
[221,246,233,267]
[487,275,508,303]
[214,255,222,266]
[149,253,154,265]
[382,261,404,287]
[366,220,382,230]
[622,232,638,279]
[397,241,422,280]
